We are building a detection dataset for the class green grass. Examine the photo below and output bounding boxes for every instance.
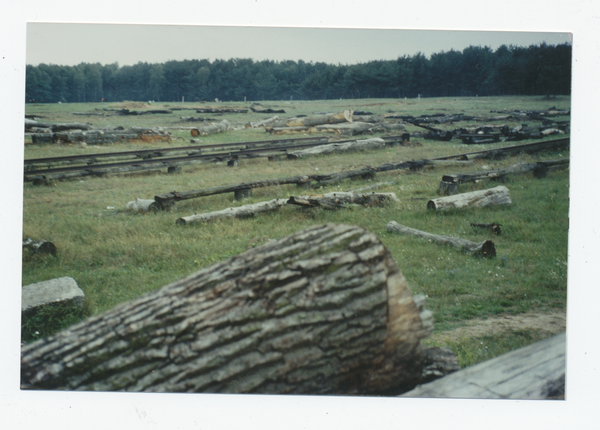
[22,96,570,366]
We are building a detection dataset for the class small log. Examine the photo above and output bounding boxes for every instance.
[22,238,57,256]
[386,221,496,257]
[248,116,280,128]
[470,222,502,235]
[21,224,435,395]
[190,120,231,137]
[177,199,288,224]
[287,138,385,159]
[266,126,318,135]
[125,198,158,213]
[402,333,565,399]
[288,192,398,210]
[314,121,376,136]
[427,186,512,211]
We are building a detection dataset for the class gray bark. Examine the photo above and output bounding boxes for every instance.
[190,120,231,137]
[427,186,512,211]
[177,199,288,224]
[386,221,496,257]
[287,138,385,159]
[402,333,565,399]
[21,224,436,395]
[266,110,353,128]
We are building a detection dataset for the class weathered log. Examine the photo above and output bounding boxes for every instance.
[25,120,92,132]
[427,186,512,211]
[266,126,318,135]
[352,115,386,123]
[386,221,496,257]
[287,138,385,159]
[177,199,288,224]
[21,223,436,395]
[248,116,280,128]
[22,238,57,256]
[470,222,502,235]
[190,120,231,137]
[288,192,398,210]
[402,333,565,399]
[314,122,377,136]
[267,111,353,128]
[125,198,158,213]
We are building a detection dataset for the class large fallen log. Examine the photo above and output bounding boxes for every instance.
[287,138,385,159]
[25,120,92,132]
[386,221,496,257]
[402,332,565,399]
[176,198,288,224]
[21,224,440,395]
[190,120,231,137]
[288,192,398,210]
[267,110,353,128]
[427,186,512,211]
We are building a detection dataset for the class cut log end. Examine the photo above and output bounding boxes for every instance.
[480,240,496,258]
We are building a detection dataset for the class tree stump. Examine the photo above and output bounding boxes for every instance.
[21,224,437,395]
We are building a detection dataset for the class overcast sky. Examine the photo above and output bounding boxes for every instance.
[26,23,571,67]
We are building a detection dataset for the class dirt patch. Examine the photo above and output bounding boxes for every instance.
[428,309,566,344]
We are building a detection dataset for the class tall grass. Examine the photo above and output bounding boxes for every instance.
[22,96,570,365]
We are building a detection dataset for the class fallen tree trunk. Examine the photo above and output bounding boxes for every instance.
[250,107,286,114]
[266,126,318,135]
[402,332,565,399]
[248,116,280,128]
[190,120,231,137]
[386,221,496,257]
[177,198,288,224]
[21,224,438,395]
[267,110,353,128]
[427,186,512,211]
[287,138,385,159]
[25,120,92,132]
[288,192,398,210]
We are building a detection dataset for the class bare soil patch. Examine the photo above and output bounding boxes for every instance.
[429,310,566,343]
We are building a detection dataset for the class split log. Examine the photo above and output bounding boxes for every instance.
[21,224,436,395]
[427,186,512,211]
[22,238,57,256]
[288,192,398,210]
[176,199,288,224]
[287,138,385,159]
[386,221,496,257]
[125,198,158,213]
[267,110,353,128]
[402,333,565,399]
[190,120,231,137]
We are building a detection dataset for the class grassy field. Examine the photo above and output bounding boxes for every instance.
[22,96,570,369]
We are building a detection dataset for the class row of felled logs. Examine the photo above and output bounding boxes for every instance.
[31,129,172,145]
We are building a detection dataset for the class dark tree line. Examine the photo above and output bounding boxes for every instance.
[25,43,571,104]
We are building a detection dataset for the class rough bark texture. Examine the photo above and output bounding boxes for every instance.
[288,192,398,210]
[287,138,385,159]
[125,198,158,213]
[190,120,231,137]
[427,186,512,211]
[386,221,496,257]
[177,199,288,224]
[402,333,565,399]
[267,111,353,128]
[21,224,434,395]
